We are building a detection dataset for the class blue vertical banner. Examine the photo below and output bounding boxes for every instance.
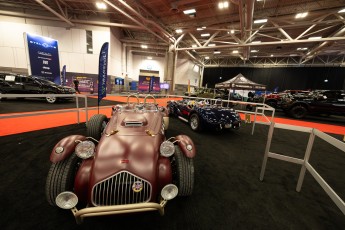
[98,42,109,105]
[149,76,154,92]
[61,65,66,86]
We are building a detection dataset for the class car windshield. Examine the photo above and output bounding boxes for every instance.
[34,77,56,85]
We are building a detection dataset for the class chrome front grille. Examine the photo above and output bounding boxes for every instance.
[92,171,152,206]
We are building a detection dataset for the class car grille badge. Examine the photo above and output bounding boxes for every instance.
[132,181,143,192]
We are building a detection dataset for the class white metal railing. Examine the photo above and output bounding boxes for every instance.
[0,93,275,135]
[0,93,84,123]
[260,122,345,215]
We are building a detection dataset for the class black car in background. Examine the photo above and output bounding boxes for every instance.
[0,73,75,103]
[184,88,243,101]
[280,90,345,119]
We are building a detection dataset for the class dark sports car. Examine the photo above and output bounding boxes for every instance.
[167,99,241,131]
[45,95,196,224]
[0,73,75,103]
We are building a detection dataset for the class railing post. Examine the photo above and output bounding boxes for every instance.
[76,94,79,124]
[296,129,316,192]
[84,95,88,123]
[259,121,275,181]
[251,106,258,135]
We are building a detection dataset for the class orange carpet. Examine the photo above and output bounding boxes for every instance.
[1,96,344,136]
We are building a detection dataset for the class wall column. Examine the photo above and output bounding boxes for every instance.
[165,44,177,94]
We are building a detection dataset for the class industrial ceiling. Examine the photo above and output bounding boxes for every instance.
[1,0,345,67]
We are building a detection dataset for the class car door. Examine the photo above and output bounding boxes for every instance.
[332,91,345,114]
[311,91,338,114]
[4,74,25,93]
[23,77,42,94]
[0,75,14,93]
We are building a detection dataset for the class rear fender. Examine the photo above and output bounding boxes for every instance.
[176,135,196,158]
[50,135,86,163]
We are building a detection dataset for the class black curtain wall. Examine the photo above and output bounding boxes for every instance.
[203,67,345,91]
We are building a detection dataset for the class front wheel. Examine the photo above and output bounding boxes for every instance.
[46,95,57,103]
[266,100,277,108]
[290,105,307,119]
[172,145,194,196]
[87,114,108,140]
[45,153,81,206]
[189,113,202,131]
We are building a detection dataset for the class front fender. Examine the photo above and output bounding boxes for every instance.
[176,135,196,158]
[50,135,86,163]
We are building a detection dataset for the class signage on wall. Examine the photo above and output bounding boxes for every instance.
[24,33,61,84]
[138,76,160,92]
[115,77,124,85]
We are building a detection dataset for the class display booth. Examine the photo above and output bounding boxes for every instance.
[215,73,266,92]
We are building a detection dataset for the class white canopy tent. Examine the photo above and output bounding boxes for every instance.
[215,73,266,91]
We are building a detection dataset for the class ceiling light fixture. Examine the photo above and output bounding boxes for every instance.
[251,50,259,53]
[297,47,308,50]
[192,44,197,48]
[338,8,345,13]
[96,2,107,10]
[232,50,239,54]
[183,9,196,15]
[141,45,148,49]
[208,44,215,47]
[218,1,229,9]
[201,33,210,37]
[295,12,308,18]
[176,29,183,33]
[205,56,210,59]
[197,28,203,31]
[254,19,267,24]
[214,51,221,54]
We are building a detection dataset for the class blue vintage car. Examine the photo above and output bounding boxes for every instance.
[167,99,241,131]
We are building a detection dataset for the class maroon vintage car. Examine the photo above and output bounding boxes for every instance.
[45,95,196,224]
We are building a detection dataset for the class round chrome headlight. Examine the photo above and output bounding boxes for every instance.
[75,140,95,159]
[160,141,175,157]
[161,184,178,200]
[55,191,78,209]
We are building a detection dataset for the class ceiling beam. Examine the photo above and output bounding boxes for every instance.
[103,0,169,44]
[0,10,143,29]
[301,26,345,63]
[35,0,74,27]
[176,37,345,51]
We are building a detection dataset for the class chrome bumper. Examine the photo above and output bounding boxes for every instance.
[71,200,167,224]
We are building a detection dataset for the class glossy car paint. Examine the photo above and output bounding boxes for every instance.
[0,73,75,101]
[168,100,241,130]
[280,90,345,118]
[176,135,196,158]
[50,135,86,163]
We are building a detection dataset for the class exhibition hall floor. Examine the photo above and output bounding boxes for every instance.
[0,97,345,229]
[0,116,345,229]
